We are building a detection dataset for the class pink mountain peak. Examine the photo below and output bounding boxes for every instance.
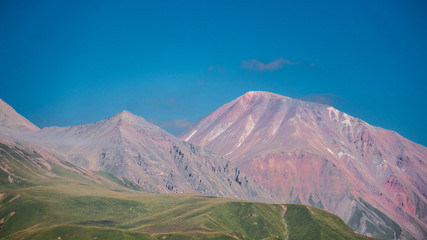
[0,98,39,132]
[178,91,427,239]
[239,91,289,102]
[108,110,145,123]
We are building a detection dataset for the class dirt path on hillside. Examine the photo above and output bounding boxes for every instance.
[281,205,288,240]
[281,205,287,216]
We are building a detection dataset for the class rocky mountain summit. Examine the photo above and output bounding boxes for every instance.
[179,91,427,239]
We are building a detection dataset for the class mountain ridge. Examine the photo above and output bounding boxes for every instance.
[2,105,274,203]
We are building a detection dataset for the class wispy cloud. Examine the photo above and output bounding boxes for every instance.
[241,57,298,71]
[208,64,225,73]
[147,118,194,135]
[299,93,340,106]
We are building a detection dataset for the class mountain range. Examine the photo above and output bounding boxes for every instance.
[1,92,426,239]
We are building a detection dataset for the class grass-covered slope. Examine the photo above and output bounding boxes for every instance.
[284,204,377,240]
[0,141,381,240]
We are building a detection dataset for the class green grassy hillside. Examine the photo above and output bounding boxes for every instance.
[0,142,381,240]
[284,204,378,240]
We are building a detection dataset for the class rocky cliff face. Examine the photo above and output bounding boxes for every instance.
[179,91,427,239]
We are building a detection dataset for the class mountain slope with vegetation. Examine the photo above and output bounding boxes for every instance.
[0,139,379,240]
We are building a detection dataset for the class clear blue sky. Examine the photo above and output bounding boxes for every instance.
[1,0,426,146]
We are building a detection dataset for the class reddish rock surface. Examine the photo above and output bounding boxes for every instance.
[180,91,427,239]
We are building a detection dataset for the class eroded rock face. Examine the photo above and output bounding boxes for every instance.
[179,91,427,239]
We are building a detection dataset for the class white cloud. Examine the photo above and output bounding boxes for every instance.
[241,57,298,71]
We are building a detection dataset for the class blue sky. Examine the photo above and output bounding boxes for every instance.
[1,0,427,146]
